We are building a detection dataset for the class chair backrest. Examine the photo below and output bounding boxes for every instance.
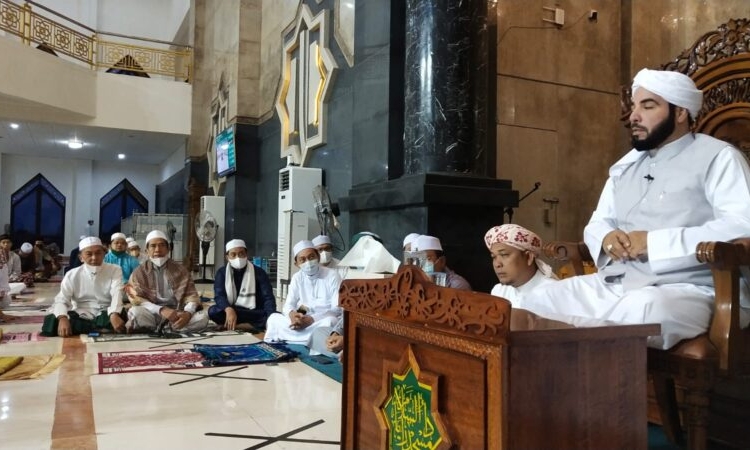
[620,18,750,162]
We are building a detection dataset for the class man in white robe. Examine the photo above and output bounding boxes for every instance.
[264,240,342,343]
[523,68,750,349]
[485,224,558,308]
[312,234,340,269]
[41,237,125,337]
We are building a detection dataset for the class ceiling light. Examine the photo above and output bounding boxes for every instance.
[9,123,19,129]
[67,139,83,149]
[118,153,126,160]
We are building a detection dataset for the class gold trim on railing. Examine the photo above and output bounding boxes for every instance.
[0,0,192,81]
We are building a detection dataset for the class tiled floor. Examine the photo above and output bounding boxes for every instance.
[0,283,342,450]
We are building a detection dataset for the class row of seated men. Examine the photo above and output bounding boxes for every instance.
[2,67,750,356]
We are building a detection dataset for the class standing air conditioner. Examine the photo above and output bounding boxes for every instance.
[277,167,322,300]
[199,196,225,273]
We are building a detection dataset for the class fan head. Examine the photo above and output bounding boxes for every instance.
[195,210,217,242]
[312,185,340,235]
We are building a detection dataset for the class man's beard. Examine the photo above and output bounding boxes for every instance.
[631,106,676,151]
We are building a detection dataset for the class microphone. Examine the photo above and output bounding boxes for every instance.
[644,174,654,182]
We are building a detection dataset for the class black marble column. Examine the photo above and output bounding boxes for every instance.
[223,123,259,255]
[403,0,488,175]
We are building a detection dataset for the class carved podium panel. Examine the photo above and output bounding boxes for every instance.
[339,266,659,449]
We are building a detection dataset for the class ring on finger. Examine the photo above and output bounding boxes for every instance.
[606,243,614,251]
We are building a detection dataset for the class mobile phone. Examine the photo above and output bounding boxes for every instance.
[310,354,334,365]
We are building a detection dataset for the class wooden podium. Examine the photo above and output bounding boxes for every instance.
[339,266,659,449]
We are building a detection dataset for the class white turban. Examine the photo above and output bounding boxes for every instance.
[225,239,246,253]
[145,230,168,245]
[79,236,103,251]
[293,240,315,257]
[110,232,127,242]
[631,68,703,118]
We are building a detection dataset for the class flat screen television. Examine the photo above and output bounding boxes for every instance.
[215,125,237,177]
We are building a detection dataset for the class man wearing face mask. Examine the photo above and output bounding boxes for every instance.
[104,232,141,283]
[40,237,126,337]
[312,234,340,269]
[414,235,472,291]
[125,230,209,333]
[264,240,342,343]
[209,239,277,331]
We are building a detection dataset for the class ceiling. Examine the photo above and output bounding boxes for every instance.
[0,118,187,166]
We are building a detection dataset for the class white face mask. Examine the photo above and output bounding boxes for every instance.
[150,256,168,267]
[229,257,248,270]
[319,251,332,265]
[300,259,320,276]
[84,263,99,275]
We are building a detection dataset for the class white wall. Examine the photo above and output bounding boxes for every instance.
[0,154,159,252]
[30,0,189,44]
[160,143,187,182]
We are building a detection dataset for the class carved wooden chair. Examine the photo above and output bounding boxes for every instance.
[544,19,750,450]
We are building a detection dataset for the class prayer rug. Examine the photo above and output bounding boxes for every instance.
[0,314,45,325]
[286,344,343,383]
[95,348,208,374]
[1,331,46,344]
[193,342,298,365]
[0,354,66,380]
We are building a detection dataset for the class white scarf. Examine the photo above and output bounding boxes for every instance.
[225,264,256,309]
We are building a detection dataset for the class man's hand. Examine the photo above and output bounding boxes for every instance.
[326,333,344,353]
[626,230,648,258]
[602,229,632,261]
[172,311,192,329]
[224,307,237,331]
[289,312,313,330]
[110,313,126,333]
[57,316,72,337]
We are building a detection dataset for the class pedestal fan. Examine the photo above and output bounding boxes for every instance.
[195,210,218,283]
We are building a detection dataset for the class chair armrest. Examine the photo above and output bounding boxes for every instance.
[696,238,750,375]
[543,241,593,276]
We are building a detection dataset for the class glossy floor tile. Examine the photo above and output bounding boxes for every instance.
[0,283,342,450]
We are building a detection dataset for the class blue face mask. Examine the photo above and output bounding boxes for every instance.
[422,260,434,274]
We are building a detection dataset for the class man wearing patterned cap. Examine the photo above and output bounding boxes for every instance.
[264,239,342,343]
[125,230,209,333]
[522,68,750,349]
[209,239,277,331]
[312,234,340,269]
[413,235,471,290]
[40,237,126,337]
[484,224,558,308]
[104,232,141,282]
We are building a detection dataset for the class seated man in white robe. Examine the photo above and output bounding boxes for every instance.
[309,315,344,359]
[485,224,558,308]
[312,235,340,269]
[522,68,750,349]
[125,230,209,333]
[40,237,126,337]
[264,240,342,343]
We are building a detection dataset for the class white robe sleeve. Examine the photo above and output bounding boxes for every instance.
[282,273,301,316]
[648,147,750,273]
[52,272,76,318]
[107,266,124,316]
[583,177,619,268]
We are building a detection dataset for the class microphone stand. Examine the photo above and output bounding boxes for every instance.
[504,182,541,224]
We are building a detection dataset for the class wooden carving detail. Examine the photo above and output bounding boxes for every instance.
[339,266,510,341]
[621,18,750,128]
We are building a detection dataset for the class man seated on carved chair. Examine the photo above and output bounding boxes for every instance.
[522,68,750,349]
[485,224,558,308]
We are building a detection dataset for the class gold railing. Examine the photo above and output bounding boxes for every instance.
[0,0,191,81]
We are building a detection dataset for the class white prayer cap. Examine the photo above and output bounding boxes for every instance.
[127,240,140,249]
[126,237,135,243]
[414,235,442,252]
[293,240,315,257]
[632,68,703,118]
[110,232,127,242]
[20,242,33,253]
[79,235,87,240]
[312,235,331,247]
[79,236,103,251]
[225,239,246,253]
[402,233,421,248]
[145,230,168,245]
